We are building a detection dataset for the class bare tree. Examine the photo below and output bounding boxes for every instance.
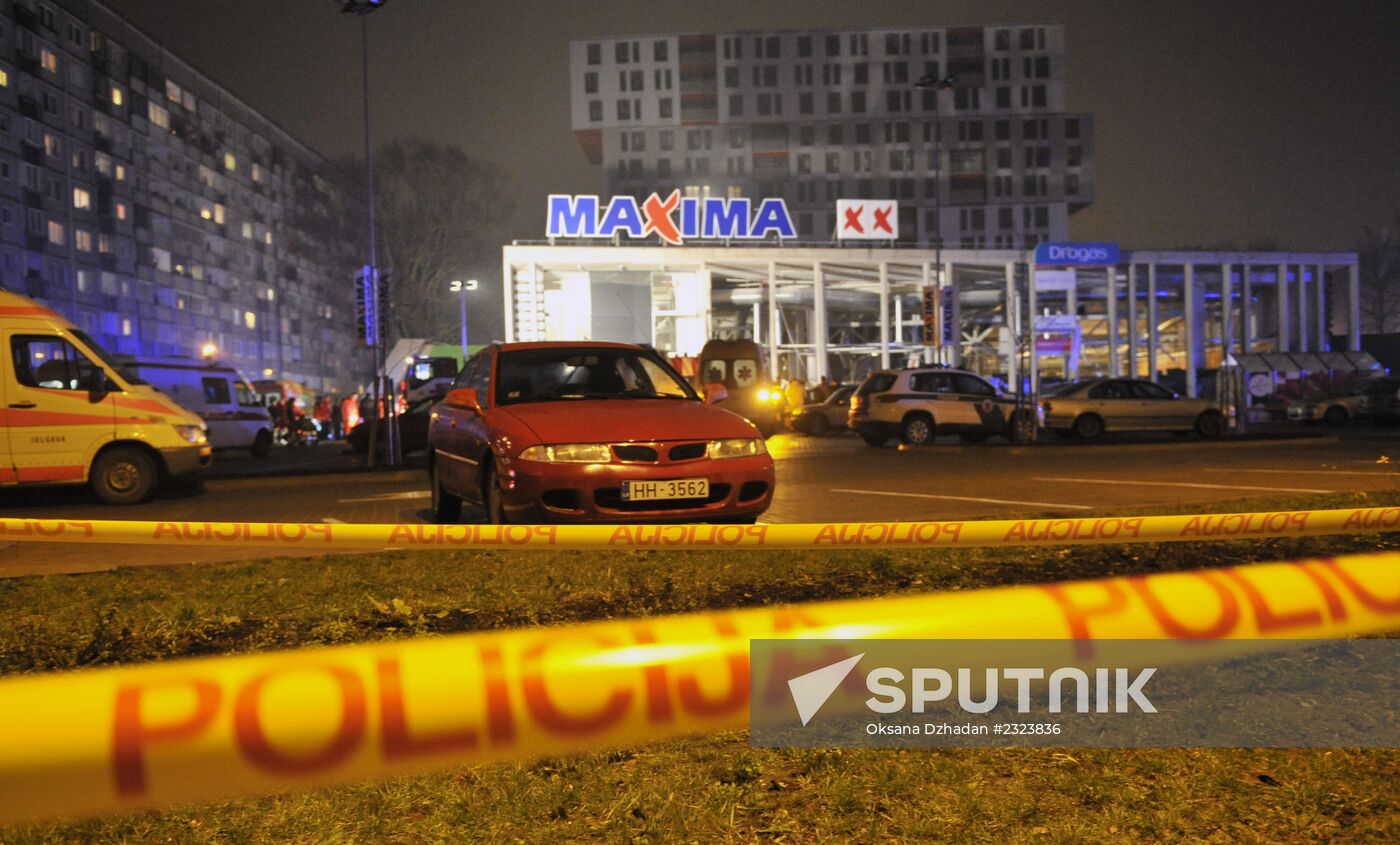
[1358,208,1400,334]
[339,139,512,342]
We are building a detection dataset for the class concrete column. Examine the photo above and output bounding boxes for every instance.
[1185,263,1199,398]
[894,296,904,347]
[1126,263,1138,377]
[1276,263,1291,351]
[767,259,780,380]
[878,261,891,369]
[1220,262,1233,363]
[944,260,958,367]
[812,261,828,380]
[1028,263,1039,395]
[1147,263,1159,382]
[1297,264,1309,352]
[1240,264,1252,354]
[1348,263,1362,350]
[1005,261,1019,390]
[502,257,515,342]
[1316,264,1328,351]
[1106,265,1119,376]
[921,261,934,364]
[700,264,714,345]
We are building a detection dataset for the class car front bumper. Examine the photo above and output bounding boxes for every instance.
[159,444,213,479]
[499,454,775,524]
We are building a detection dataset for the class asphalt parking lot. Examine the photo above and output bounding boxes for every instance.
[1,429,1397,576]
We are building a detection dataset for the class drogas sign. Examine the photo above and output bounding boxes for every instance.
[547,191,796,245]
[1033,242,1120,266]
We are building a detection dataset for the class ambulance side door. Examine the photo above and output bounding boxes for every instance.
[0,350,13,483]
[4,332,117,483]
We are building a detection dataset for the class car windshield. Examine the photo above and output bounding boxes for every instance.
[1044,380,1094,397]
[70,329,145,385]
[495,347,699,405]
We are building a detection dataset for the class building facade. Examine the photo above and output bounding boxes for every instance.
[0,0,368,393]
[569,25,1094,248]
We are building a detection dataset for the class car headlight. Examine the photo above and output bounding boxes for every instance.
[517,443,613,463]
[174,424,207,445]
[707,438,766,459]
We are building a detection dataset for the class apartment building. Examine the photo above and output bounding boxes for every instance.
[0,0,368,392]
[569,25,1094,249]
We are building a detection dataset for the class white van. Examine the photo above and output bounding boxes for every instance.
[121,359,275,457]
[0,289,211,503]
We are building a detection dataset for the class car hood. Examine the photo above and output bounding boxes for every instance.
[499,399,760,443]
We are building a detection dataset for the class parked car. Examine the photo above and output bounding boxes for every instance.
[120,358,274,456]
[1285,379,1395,425]
[428,342,775,524]
[0,289,210,504]
[848,367,1029,446]
[347,396,434,455]
[1040,378,1225,439]
[789,385,856,434]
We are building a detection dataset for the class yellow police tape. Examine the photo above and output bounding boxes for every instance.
[3,505,1400,551]
[0,550,1397,825]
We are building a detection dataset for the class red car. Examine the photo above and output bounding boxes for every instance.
[427,342,775,524]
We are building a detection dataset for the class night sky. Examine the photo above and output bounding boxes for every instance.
[106,0,1400,255]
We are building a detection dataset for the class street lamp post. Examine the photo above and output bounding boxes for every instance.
[914,73,956,363]
[450,279,479,356]
[338,0,398,467]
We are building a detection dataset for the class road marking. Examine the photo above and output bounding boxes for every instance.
[1032,477,1335,494]
[1203,468,1400,478]
[337,491,432,503]
[830,488,1094,510]
[322,517,345,524]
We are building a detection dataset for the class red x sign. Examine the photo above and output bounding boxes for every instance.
[835,199,899,241]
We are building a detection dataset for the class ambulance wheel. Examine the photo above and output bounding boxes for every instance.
[91,447,157,505]
[250,429,273,458]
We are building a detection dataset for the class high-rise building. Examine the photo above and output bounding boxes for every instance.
[569,25,1093,249]
[0,0,368,392]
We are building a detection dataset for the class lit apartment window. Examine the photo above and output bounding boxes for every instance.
[242,222,253,239]
[74,229,92,251]
[113,201,128,221]
[114,163,126,181]
[121,318,132,336]
[264,231,272,246]
[98,233,111,253]
[244,311,256,330]
[224,153,237,171]
[42,133,60,158]
[72,186,90,210]
[40,48,57,74]
[214,204,226,225]
[110,84,123,106]
[148,102,170,129]
[200,204,213,220]
[0,67,8,88]
[47,219,64,245]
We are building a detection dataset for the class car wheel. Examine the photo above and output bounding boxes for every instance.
[1072,414,1105,440]
[250,429,273,458]
[91,447,157,505]
[1195,411,1225,439]
[859,431,889,447]
[1323,406,1349,426]
[901,413,935,446]
[431,460,462,524]
[483,461,509,524]
[804,414,829,436]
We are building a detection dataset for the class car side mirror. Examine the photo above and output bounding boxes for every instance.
[444,387,482,413]
[87,369,110,395]
[703,383,728,404]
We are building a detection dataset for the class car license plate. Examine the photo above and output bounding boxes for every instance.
[621,478,709,502]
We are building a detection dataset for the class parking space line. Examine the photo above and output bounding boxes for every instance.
[830,488,1094,510]
[1203,468,1400,478]
[337,492,432,503]
[1032,477,1335,494]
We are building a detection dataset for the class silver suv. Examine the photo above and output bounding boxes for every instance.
[848,368,1028,446]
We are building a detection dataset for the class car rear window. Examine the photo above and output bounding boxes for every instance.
[857,373,897,395]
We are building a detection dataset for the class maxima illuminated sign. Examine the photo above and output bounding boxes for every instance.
[546,192,796,245]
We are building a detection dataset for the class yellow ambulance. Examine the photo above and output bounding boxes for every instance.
[1,290,211,503]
